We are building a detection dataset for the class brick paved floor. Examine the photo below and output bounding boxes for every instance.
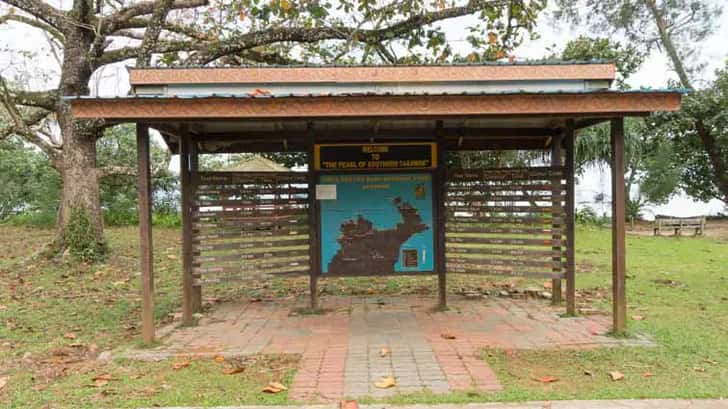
[127,295,653,402]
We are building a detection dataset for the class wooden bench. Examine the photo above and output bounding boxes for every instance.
[653,217,706,236]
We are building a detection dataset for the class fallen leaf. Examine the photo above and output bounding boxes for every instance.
[92,374,113,387]
[642,371,654,378]
[167,254,178,260]
[172,361,190,370]
[631,315,645,321]
[537,375,559,383]
[223,366,245,375]
[262,381,288,393]
[64,332,76,340]
[0,376,8,391]
[702,359,719,365]
[340,400,359,409]
[93,374,113,381]
[583,370,593,377]
[608,371,624,381]
[379,347,390,357]
[214,355,225,363]
[693,366,706,372]
[440,333,456,340]
[374,376,397,389]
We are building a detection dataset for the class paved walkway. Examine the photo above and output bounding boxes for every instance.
[127,295,653,402]
[146,400,728,409]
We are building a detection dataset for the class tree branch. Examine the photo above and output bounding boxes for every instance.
[1,0,65,30]
[100,0,508,66]
[105,0,207,27]
[0,75,60,165]
[0,13,64,40]
[96,165,136,179]
[5,87,58,111]
[135,0,175,67]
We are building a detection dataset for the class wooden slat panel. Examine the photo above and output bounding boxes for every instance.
[193,208,307,218]
[195,268,309,284]
[447,206,562,214]
[193,259,309,274]
[193,198,309,207]
[446,256,560,268]
[194,238,309,252]
[446,246,565,258]
[446,194,563,202]
[192,227,307,241]
[446,236,560,246]
[193,218,306,230]
[447,264,564,279]
[445,166,568,280]
[195,187,309,196]
[446,225,560,235]
[447,183,562,192]
[449,167,565,181]
[194,249,308,263]
[447,215,560,225]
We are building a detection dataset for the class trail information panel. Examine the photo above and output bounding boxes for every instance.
[314,143,437,170]
[319,173,434,275]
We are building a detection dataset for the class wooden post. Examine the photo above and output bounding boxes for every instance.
[307,144,319,309]
[136,124,154,343]
[565,123,576,315]
[189,138,202,313]
[180,127,194,325]
[551,132,563,305]
[611,118,627,333]
[436,141,447,309]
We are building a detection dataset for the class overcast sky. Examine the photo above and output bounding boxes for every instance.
[1,1,726,216]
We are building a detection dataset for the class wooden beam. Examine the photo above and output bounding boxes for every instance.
[611,118,627,333]
[436,138,447,309]
[189,138,202,314]
[71,92,681,120]
[180,125,194,325]
[565,122,576,315]
[136,124,154,344]
[307,144,319,310]
[550,132,563,305]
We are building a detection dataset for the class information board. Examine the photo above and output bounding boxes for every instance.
[318,173,434,275]
[314,143,437,170]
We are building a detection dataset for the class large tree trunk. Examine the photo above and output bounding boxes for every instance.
[53,12,106,252]
[55,111,104,248]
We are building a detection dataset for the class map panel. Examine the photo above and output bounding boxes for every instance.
[319,173,434,275]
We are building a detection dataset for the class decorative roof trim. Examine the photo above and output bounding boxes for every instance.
[70,91,680,120]
[129,63,616,85]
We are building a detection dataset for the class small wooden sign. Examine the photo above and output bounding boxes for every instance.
[314,142,437,170]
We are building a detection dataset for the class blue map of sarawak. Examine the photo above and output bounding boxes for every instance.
[319,173,434,275]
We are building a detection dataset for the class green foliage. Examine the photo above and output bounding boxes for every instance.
[560,36,644,88]
[63,207,106,262]
[97,125,178,226]
[0,137,61,220]
[152,211,181,228]
[575,207,609,227]
[4,210,57,227]
[554,0,721,79]
[648,62,728,203]
[555,1,728,205]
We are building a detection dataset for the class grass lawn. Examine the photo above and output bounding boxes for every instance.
[1,223,727,407]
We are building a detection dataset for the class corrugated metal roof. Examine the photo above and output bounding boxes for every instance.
[126,59,615,70]
[65,88,687,100]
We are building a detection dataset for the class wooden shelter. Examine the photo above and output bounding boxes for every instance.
[68,62,682,343]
